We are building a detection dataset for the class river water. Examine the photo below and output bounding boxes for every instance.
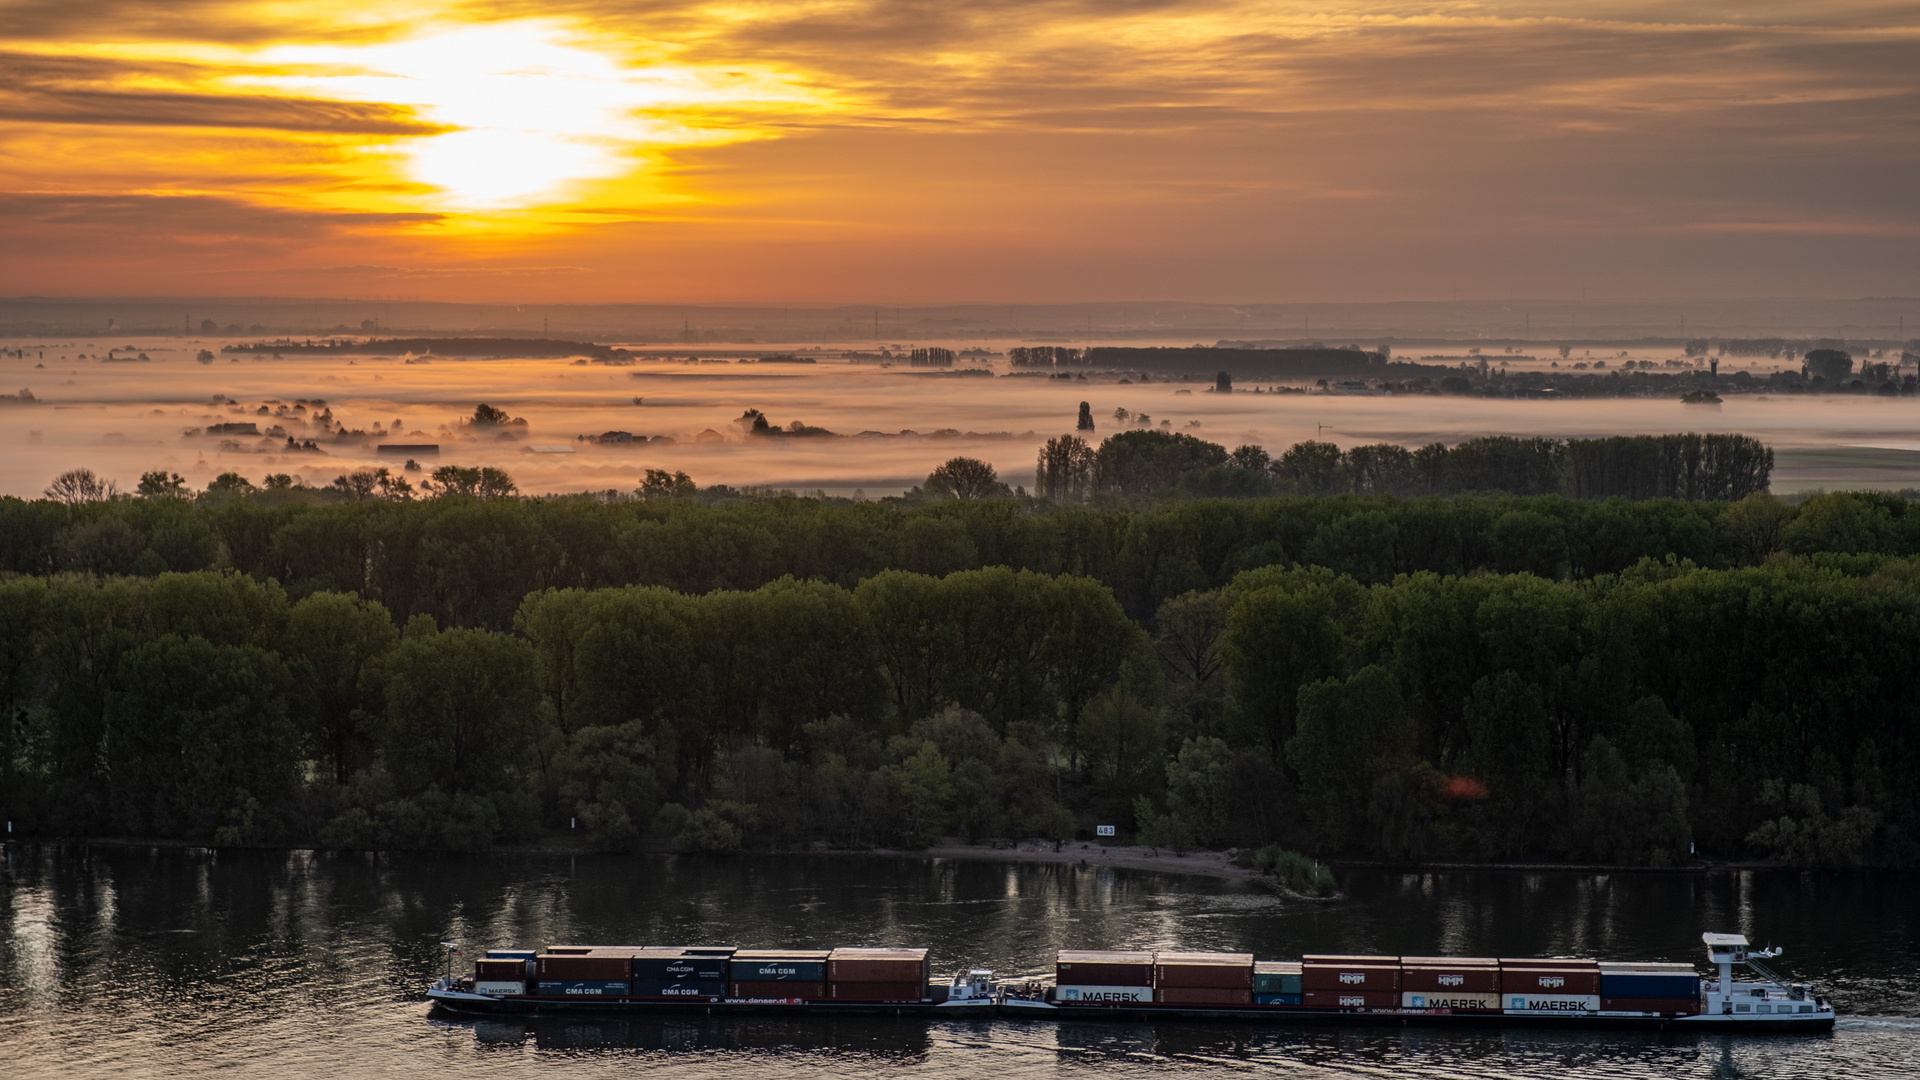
[1,845,1915,1077]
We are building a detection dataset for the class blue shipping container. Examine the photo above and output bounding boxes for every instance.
[1600,974,1698,998]
[632,956,730,981]
[536,980,630,997]
[733,959,828,982]
[1254,993,1303,1006]
[631,979,728,998]
[485,949,537,961]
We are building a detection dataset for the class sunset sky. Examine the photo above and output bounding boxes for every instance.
[1,2,1915,303]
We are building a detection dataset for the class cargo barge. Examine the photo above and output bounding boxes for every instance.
[426,932,1832,1032]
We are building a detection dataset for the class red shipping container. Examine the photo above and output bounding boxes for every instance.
[1602,998,1701,1015]
[475,959,527,980]
[536,954,633,980]
[1401,965,1499,993]
[1303,989,1399,1009]
[1302,954,1399,965]
[733,981,825,999]
[828,949,928,983]
[1157,987,1253,1005]
[1501,967,1601,995]
[828,981,925,1002]
[1302,964,1401,992]
[1154,953,1254,989]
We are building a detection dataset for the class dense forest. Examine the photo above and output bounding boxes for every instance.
[1,428,1915,866]
[1,548,1913,868]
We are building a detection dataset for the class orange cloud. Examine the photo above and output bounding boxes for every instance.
[0,2,1915,301]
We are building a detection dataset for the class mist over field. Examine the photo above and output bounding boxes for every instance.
[5,323,1920,498]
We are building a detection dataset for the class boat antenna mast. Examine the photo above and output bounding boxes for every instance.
[1743,945,1787,985]
[440,941,462,982]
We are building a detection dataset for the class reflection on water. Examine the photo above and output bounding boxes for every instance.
[453,1013,943,1056]
[1,844,1916,1077]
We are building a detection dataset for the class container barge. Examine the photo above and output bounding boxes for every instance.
[426,932,1832,1032]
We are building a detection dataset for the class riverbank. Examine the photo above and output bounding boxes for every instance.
[3,835,1835,875]
[914,839,1262,882]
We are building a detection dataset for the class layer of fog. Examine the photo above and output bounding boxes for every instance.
[4,338,1918,499]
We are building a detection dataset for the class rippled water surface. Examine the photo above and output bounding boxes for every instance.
[2,845,1916,1078]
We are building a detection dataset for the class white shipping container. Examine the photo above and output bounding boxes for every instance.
[474,981,525,997]
[1503,994,1601,1013]
[1057,985,1154,1003]
[1402,991,1499,1010]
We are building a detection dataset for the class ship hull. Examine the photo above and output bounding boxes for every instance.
[431,989,1830,1032]
[428,986,996,1019]
[996,997,1834,1032]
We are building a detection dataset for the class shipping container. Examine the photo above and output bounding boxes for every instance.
[484,950,537,961]
[1253,961,1302,995]
[1157,987,1254,1006]
[631,953,730,982]
[535,980,631,997]
[1402,991,1500,1010]
[1302,954,1399,965]
[1055,985,1153,1004]
[1498,956,1596,967]
[827,980,926,1002]
[732,981,826,999]
[828,948,929,984]
[1056,950,1155,987]
[631,979,727,998]
[475,959,530,981]
[1302,962,1400,992]
[1598,965,1699,999]
[1400,956,1496,967]
[1253,993,1303,1006]
[1601,997,1702,1015]
[473,981,525,997]
[1502,993,1601,1013]
[732,950,830,982]
[1401,965,1500,993]
[1154,952,1254,989]
[1302,989,1398,1009]
[1500,967,1601,995]
[536,954,633,981]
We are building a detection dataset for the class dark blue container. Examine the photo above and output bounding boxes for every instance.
[732,958,829,982]
[536,980,630,997]
[485,949,537,961]
[1600,974,1699,998]
[632,955,730,981]
[1254,993,1303,1006]
[632,979,728,998]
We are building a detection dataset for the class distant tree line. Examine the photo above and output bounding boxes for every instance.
[1007,347,1088,367]
[22,468,1920,640]
[1025,430,1769,502]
